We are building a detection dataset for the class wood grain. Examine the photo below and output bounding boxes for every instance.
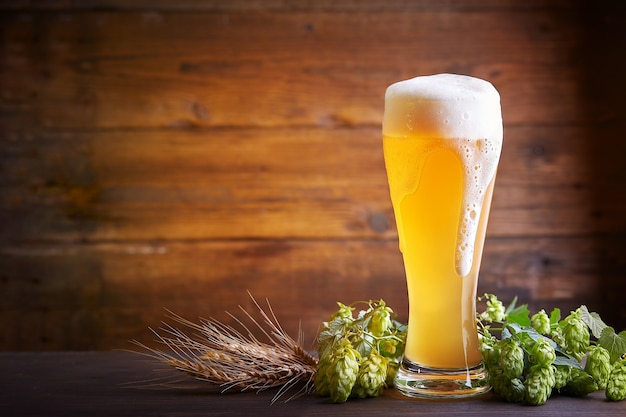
[1,0,626,350]
[1,236,624,350]
[2,125,625,243]
[0,8,597,129]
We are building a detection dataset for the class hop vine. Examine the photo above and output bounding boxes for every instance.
[133,292,626,406]
[314,299,407,403]
[477,293,626,405]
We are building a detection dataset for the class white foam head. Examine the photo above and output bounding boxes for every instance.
[383,73,503,141]
[383,74,503,277]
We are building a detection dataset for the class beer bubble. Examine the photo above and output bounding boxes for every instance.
[405,113,414,131]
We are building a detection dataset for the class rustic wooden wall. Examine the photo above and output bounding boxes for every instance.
[1,0,625,351]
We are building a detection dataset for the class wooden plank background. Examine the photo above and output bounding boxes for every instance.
[1,0,625,350]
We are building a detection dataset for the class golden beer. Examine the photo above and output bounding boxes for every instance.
[383,74,502,398]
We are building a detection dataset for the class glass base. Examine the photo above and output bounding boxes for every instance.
[394,358,491,399]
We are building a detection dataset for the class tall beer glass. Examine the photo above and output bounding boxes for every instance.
[382,74,502,398]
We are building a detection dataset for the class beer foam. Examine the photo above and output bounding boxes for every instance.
[383,73,502,142]
[383,74,503,277]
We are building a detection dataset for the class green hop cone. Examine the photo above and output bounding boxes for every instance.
[553,365,572,390]
[498,338,525,379]
[351,351,389,398]
[606,357,626,401]
[525,364,556,406]
[560,309,590,362]
[331,302,355,320]
[481,343,500,373]
[378,337,399,357]
[561,368,598,397]
[480,294,506,323]
[584,346,611,390]
[328,338,361,403]
[531,309,551,335]
[530,337,556,366]
[479,332,500,372]
[551,326,566,351]
[314,353,333,397]
[368,302,392,337]
[490,371,525,403]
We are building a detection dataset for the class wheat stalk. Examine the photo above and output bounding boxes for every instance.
[131,293,318,403]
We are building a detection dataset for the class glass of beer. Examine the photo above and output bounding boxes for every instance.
[382,74,502,398]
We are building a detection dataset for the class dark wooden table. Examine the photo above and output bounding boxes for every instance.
[1,351,625,416]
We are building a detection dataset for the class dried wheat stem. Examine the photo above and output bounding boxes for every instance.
[131,293,318,403]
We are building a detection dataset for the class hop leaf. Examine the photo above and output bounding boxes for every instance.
[531,310,551,335]
[584,346,611,389]
[606,357,626,401]
[351,351,388,398]
[525,364,556,406]
[579,305,608,338]
[349,333,375,359]
[598,327,626,363]
[317,314,353,359]
[505,301,531,327]
[498,338,525,379]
